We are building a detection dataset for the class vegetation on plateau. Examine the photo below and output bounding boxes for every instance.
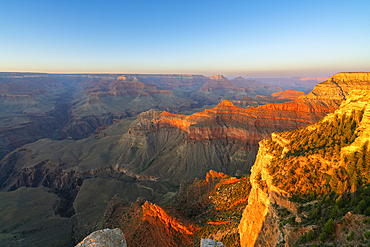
[263,108,370,246]
[266,109,368,198]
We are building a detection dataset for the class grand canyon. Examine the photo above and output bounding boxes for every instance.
[1,72,370,246]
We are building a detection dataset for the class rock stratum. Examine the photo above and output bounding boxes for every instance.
[239,88,370,246]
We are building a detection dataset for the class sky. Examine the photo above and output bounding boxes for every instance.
[0,0,369,77]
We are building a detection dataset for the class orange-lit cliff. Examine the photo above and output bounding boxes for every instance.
[129,73,370,148]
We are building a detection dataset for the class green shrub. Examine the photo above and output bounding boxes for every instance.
[357,199,367,213]
[364,207,370,216]
[323,218,335,235]
[319,231,328,242]
[365,231,370,239]
[306,230,315,241]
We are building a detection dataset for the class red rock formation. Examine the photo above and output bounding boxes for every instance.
[104,198,197,247]
[130,99,321,148]
[206,170,227,183]
[142,202,197,235]
[129,73,370,152]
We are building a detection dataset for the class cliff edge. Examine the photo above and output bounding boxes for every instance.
[239,88,370,247]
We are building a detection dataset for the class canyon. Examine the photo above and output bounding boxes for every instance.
[1,72,370,246]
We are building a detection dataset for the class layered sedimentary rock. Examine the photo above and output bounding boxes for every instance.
[238,88,370,247]
[130,98,320,147]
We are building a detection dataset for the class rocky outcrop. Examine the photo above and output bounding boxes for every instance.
[239,87,370,247]
[75,228,127,247]
[238,137,300,247]
[201,238,225,247]
[104,198,197,247]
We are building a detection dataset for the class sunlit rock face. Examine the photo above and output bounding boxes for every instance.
[131,72,370,145]
[238,88,370,247]
[104,198,197,247]
[123,73,370,182]
[130,98,322,147]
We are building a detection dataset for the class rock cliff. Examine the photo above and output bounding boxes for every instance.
[238,138,299,247]
[239,88,370,247]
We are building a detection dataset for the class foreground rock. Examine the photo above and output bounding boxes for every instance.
[75,228,127,247]
[201,238,225,247]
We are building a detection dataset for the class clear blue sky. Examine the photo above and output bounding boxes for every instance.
[1,0,369,77]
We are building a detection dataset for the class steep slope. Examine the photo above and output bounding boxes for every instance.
[239,89,370,247]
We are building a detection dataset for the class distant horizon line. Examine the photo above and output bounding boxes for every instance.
[0,70,338,79]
